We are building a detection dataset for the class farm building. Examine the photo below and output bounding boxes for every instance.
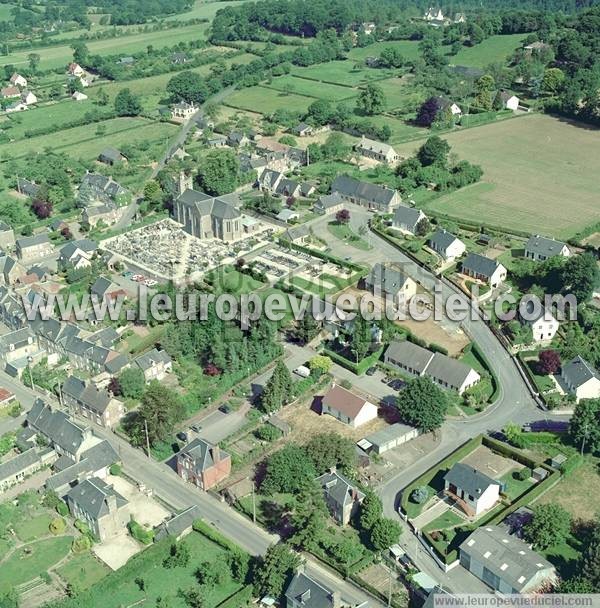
[354,136,399,164]
[331,175,401,213]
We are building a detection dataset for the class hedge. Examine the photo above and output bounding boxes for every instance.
[216,585,253,608]
[322,346,384,376]
[279,239,364,272]
[481,435,544,469]
[192,519,246,555]
[465,342,500,403]
[128,520,154,545]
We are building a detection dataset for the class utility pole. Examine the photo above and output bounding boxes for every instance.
[26,356,34,390]
[252,479,256,524]
[580,421,589,456]
[387,565,392,607]
[144,418,151,458]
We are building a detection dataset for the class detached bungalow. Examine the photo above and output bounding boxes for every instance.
[560,356,600,402]
[525,235,570,262]
[428,229,466,261]
[321,384,378,428]
[392,206,427,235]
[444,463,500,516]
[461,253,507,288]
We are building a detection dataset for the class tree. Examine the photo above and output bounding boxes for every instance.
[167,71,209,104]
[416,97,442,127]
[335,208,350,224]
[560,253,599,302]
[178,588,206,608]
[114,88,142,116]
[261,444,316,494]
[293,313,320,345]
[305,432,356,473]
[415,217,431,237]
[307,99,333,125]
[350,314,372,363]
[124,382,185,447]
[27,53,40,73]
[195,560,227,590]
[71,41,89,65]
[370,517,402,551]
[537,350,561,375]
[260,359,293,414]
[135,577,146,593]
[254,543,300,598]
[96,87,109,106]
[360,490,383,532]
[320,132,350,160]
[197,149,239,196]
[118,367,146,400]
[143,180,164,211]
[570,399,600,454]
[579,520,600,591]
[395,376,449,433]
[523,504,571,550]
[290,481,327,551]
[356,83,386,116]
[417,136,451,167]
[379,46,404,68]
[328,536,364,575]
[542,67,565,93]
[410,486,429,504]
[308,355,332,377]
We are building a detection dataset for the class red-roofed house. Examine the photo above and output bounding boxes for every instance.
[0,387,15,408]
[321,384,378,428]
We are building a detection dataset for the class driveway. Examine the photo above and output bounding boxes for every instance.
[411,496,450,530]
[93,534,141,570]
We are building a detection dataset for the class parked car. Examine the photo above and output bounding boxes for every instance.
[176,431,188,442]
[388,379,404,391]
[219,403,231,414]
[366,367,376,376]
[190,424,202,433]
[293,365,311,378]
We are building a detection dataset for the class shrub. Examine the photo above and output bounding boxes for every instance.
[254,424,282,442]
[411,486,429,504]
[7,402,22,417]
[515,467,532,481]
[72,535,91,554]
[109,463,122,476]
[128,520,154,545]
[340,379,352,390]
[56,502,69,517]
[49,517,66,535]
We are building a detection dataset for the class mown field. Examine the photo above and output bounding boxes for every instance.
[451,33,528,68]
[4,23,209,70]
[395,114,600,238]
[348,40,421,62]
[0,116,177,161]
[290,59,394,86]
[265,74,358,101]
[374,76,427,111]
[225,85,314,114]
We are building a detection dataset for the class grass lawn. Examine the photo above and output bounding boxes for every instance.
[0,536,73,593]
[56,553,110,590]
[398,114,600,239]
[123,325,166,356]
[451,34,528,68]
[3,24,210,71]
[327,221,372,251]
[66,532,245,608]
[498,470,534,501]
[541,535,582,581]
[225,85,313,114]
[372,77,427,111]
[208,268,265,295]
[290,59,394,87]
[13,514,53,542]
[422,509,465,532]
[348,40,421,62]
[266,75,358,101]
[0,117,178,162]
[365,114,429,144]
[536,457,600,521]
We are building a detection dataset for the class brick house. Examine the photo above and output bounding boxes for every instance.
[177,438,231,490]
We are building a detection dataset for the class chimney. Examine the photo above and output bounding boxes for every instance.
[329,465,337,475]
[211,445,221,463]
[105,492,117,513]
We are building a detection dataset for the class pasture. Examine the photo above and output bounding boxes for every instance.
[374,76,427,111]
[394,114,600,238]
[348,39,421,62]
[224,85,314,114]
[451,33,527,68]
[3,23,209,70]
[165,0,251,21]
[290,59,393,87]
[265,74,358,101]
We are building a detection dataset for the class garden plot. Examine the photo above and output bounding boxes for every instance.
[103,218,271,282]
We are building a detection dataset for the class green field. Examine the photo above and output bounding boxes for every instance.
[452,34,527,68]
[348,40,421,62]
[0,537,73,593]
[395,114,600,238]
[61,532,245,608]
[266,74,358,101]
[209,268,265,295]
[373,76,427,111]
[225,85,314,114]
[366,114,429,144]
[165,0,251,21]
[13,514,53,542]
[290,59,392,87]
[3,24,209,71]
[0,3,15,21]
[56,553,110,590]
[0,117,177,161]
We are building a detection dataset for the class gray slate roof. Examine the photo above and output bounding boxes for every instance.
[393,206,424,231]
[429,229,460,252]
[426,353,477,389]
[134,348,172,372]
[317,470,365,511]
[0,448,46,482]
[366,262,409,295]
[177,438,229,474]
[561,356,599,389]
[525,235,568,258]
[66,477,127,519]
[155,505,202,541]
[460,525,555,592]
[385,340,434,374]
[462,253,501,278]
[59,238,97,260]
[285,572,336,608]
[444,462,499,498]
[98,147,124,163]
[331,175,397,206]
[16,234,51,249]
[177,189,240,220]
[62,376,114,415]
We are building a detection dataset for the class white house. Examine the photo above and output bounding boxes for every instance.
[72,91,88,101]
[560,356,600,403]
[525,306,559,343]
[392,206,427,235]
[499,91,520,111]
[68,63,85,77]
[10,73,27,88]
[444,463,500,517]
[321,384,378,428]
[461,253,507,288]
[428,229,466,261]
[21,91,37,105]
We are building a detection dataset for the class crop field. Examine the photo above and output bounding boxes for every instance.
[0,117,177,161]
[265,74,358,101]
[290,59,393,87]
[348,40,421,62]
[451,33,527,68]
[3,23,209,70]
[394,114,600,238]
[225,85,314,114]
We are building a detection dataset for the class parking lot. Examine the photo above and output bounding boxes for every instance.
[102,219,272,283]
